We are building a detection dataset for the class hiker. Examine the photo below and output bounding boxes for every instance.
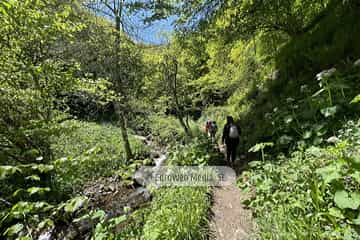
[205,119,218,142]
[222,116,240,166]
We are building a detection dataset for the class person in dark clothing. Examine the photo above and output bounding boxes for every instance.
[222,116,240,166]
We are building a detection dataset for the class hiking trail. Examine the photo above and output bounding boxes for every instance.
[209,156,254,240]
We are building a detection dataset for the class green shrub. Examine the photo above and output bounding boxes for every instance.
[239,119,360,239]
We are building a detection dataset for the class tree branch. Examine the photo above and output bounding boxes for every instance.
[101,0,116,14]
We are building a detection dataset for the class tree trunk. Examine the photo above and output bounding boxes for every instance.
[172,60,192,137]
[114,102,133,161]
[119,113,133,161]
[113,1,133,162]
[177,114,191,137]
[253,35,256,56]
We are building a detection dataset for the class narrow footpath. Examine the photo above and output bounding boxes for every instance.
[209,153,254,240]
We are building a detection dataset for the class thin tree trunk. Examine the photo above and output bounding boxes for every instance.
[114,102,133,160]
[172,60,191,137]
[253,35,257,56]
[119,113,133,160]
[113,0,133,161]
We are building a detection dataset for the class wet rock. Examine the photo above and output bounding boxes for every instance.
[133,167,153,186]
[146,134,153,141]
[126,187,151,207]
[108,184,115,192]
[45,133,165,240]
[154,154,167,167]
[150,151,160,159]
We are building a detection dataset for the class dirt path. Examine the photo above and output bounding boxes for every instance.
[208,147,254,240]
[209,183,253,240]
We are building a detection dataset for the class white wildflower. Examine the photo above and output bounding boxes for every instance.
[326,136,340,143]
[316,68,336,81]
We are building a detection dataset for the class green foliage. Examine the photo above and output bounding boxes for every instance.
[52,120,149,195]
[249,142,274,161]
[1,0,360,239]
[1,196,89,239]
[248,142,274,152]
[351,94,360,104]
[142,187,210,240]
[113,138,217,240]
[239,120,360,239]
[168,138,221,166]
[0,1,87,236]
[141,138,214,240]
[148,115,187,145]
[0,0,81,167]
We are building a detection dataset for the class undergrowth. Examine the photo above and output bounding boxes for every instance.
[239,120,360,239]
[116,137,220,240]
[51,120,149,196]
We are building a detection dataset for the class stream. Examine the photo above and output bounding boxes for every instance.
[38,134,167,240]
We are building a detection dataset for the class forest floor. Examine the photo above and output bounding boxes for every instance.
[209,154,254,240]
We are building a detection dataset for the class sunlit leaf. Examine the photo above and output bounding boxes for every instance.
[351,94,360,104]
[328,207,345,219]
[278,135,293,145]
[27,187,50,195]
[109,215,127,225]
[0,166,22,180]
[25,175,41,181]
[38,218,54,230]
[334,190,360,210]
[4,223,23,236]
[316,165,341,184]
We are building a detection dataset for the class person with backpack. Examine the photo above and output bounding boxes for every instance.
[205,119,218,142]
[222,116,240,166]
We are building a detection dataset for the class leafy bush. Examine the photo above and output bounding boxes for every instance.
[0,1,89,238]
[239,119,360,239]
[0,161,90,239]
